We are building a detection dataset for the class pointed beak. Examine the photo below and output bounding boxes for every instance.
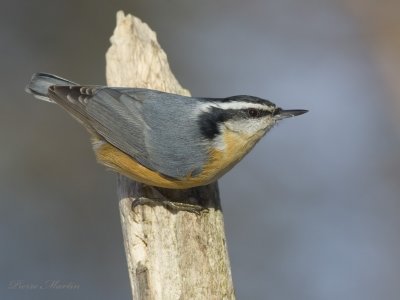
[273,108,308,120]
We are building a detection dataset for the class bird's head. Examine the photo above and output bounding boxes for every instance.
[198,95,307,145]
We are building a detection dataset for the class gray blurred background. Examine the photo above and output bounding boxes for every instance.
[1,0,400,299]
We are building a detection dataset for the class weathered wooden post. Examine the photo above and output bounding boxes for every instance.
[106,11,235,300]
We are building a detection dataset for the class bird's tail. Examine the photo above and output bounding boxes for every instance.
[25,73,77,102]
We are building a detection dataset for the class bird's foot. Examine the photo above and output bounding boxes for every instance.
[131,186,207,214]
[131,197,206,214]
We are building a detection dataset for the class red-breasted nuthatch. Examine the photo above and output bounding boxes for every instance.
[26,73,307,189]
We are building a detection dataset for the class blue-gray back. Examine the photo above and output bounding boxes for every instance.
[82,88,208,179]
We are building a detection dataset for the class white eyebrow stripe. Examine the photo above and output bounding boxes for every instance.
[200,102,272,111]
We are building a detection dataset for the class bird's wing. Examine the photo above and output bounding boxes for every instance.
[49,86,207,179]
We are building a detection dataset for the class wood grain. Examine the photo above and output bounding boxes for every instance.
[106,11,235,300]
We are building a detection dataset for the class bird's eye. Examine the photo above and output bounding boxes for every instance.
[247,108,259,118]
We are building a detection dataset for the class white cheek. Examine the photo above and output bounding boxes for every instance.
[226,119,272,135]
[262,117,276,129]
[213,132,225,151]
[225,120,265,134]
[224,120,239,133]
[245,121,263,134]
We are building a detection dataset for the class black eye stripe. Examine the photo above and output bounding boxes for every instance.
[246,108,271,118]
[272,107,281,116]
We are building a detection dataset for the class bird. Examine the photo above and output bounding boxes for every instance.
[26,73,307,201]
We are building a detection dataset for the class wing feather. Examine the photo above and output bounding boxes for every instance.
[49,86,208,179]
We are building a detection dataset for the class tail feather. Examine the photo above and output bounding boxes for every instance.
[25,73,77,102]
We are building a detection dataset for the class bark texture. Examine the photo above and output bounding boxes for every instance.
[106,11,235,300]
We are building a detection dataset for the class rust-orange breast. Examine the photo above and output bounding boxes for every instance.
[93,128,261,189]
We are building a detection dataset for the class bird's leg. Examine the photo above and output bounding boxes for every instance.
[131,185,207,214]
